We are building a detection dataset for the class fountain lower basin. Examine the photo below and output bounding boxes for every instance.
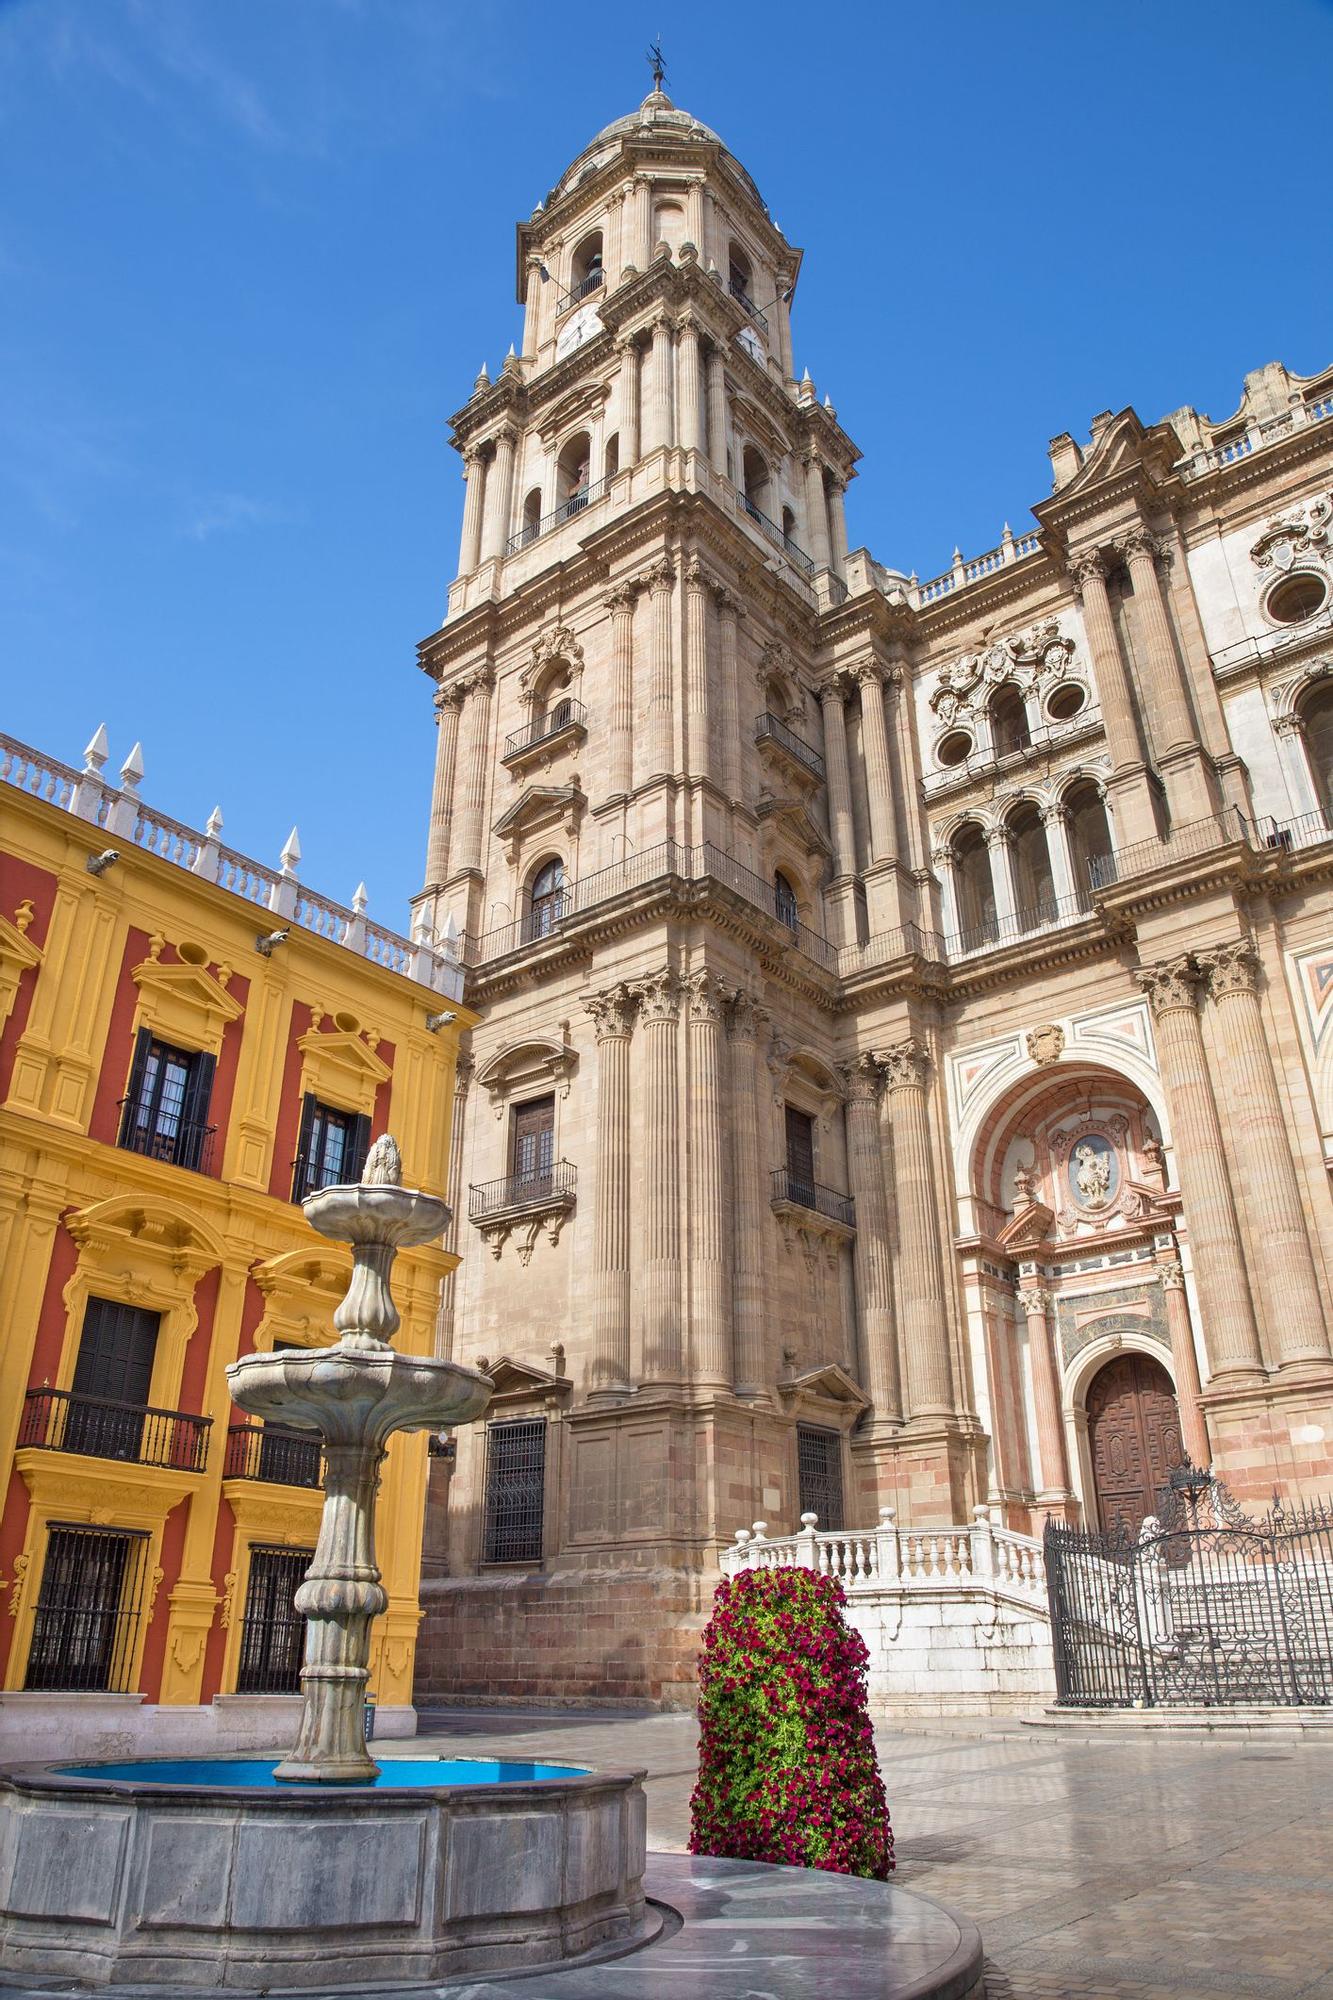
[0,1756,650,1990]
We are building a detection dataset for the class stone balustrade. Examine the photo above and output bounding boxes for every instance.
[1,729,463,999]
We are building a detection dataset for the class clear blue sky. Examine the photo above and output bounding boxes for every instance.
[3,0,1331,931]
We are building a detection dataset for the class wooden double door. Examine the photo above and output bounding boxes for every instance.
[1086,1352,1183,1535]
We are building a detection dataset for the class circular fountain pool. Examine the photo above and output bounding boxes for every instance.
[56,1755,589,1788]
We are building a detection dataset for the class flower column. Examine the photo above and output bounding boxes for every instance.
[881,1040,954,1418]
[728,994,768,1396]
[688,973,732,1389]
[840,1054,902,1427]
[1135,958,1265,1380]
[605,581,638,798]
[1197,940,1332,1367]
[1158,1258,1211,1466]
[423,685,464,890]
[584,984,638,1396]
[1016,1287,1072,1505]
[637,969,684,1382]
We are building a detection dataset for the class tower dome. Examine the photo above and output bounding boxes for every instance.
[548,89,766,215]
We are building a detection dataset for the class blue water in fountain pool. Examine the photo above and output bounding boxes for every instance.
[56,1757,589,1788]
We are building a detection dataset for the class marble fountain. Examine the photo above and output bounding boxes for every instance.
[0,1139,650,1990]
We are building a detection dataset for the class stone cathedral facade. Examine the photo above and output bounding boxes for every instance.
[411,86,1333,1703]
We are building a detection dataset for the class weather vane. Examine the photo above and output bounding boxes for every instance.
[646,38,667,91]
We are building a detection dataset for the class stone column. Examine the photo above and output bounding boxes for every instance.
[617,337,641,465]
[436,1050,473,1359]
[637,969,684,1381]
[522,254,544,359]
[1136,958,1265,1380]
[1041,803,1079,909]
[644,557,676,781]
[986,826,1018,929]
[1197,940,1332,1366]
[932,843,960,941]
[480,427,518,563]
[706,345,728,474]
[452,670,494,875]
[1069,550,1157,846]
[828,480,850,572]
[676,319,705,456]
[715,584,743,802]
[728,994,768,1395]
[1016,1287,1072,1499]
[605,581,637,798]
[856,666,898,867]
[1120,529,1196,756]
[684,557,711,779]
[458,447,487,576]
[881,1040,954,1417]
[820,677,857,878]
[1273,713,1324,820]
[585,984,638,1395]
[801,451,831,569]
[645,314,674,454]
[688,972,732,1388]
[840,1054,902,1425]
[1158,1258,1211,1467]
[634,176,653,267]
[423,686,464,888]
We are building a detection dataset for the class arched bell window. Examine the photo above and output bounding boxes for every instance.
[1065,779,1112,907]
[1299,682,1333,822]
[526,858,567,942]
[989,684,1032,759]
[774,869,800,931]
[742,445,770,521]
[952,822,996,947]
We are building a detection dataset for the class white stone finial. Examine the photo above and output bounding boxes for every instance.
[205,805,224,837]
[352,881,368,914]
[440,911,461,949]
[120,741,144,790]
[280,826,301,875]
[473,361,490,391]
[83,724,109,774]
[800,1511,818,1529]
[879,1505,897,1525]
[506,341,516,359]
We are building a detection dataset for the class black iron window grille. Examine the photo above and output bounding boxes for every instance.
[728,275,769,334]
[235,1544,313,1695]
[797,1426,845,1532]
[19,1386,210,1471]
[557,267,604,313]
[225,1421,323,1489]
[24,1523,150,1692]
[769,1167,855,1230]
[117,1028,215,1172]
[468,1160,576,1222]
[506,479,608,555]
[482,1418,546,1564]
[292,1097,371,1204]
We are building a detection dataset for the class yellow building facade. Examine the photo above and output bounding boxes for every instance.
[0,729,473,1752]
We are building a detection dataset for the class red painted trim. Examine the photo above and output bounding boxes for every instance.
[0,853,58,1102]
[202,962,247,1181]
[27,1228,78,1392]
[267,1001,312,1203]
[199,1277,266,1703]
[138,1500,187,1700]
[88,927,154,1147]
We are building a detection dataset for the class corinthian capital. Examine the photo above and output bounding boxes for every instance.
[1068,548,1108,591]
[634,967,683,1023]
[604,579,641,615]
[1197,938,1261,1001]
[838,1051,885,1104]
[643,556,676,596]
[1118,525,1170,569]
[1135,955,1199,1017]
[433,682,467,716]
[1158,1259,1186,1292]
[584,982,639,1041]
[687,970,730,1021]
[879,1038,931,1090]
[727,991,768,1042]
[1017,1287,1052,1318]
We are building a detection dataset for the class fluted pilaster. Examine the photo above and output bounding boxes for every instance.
[645,315,673,454]
[480,428,517,563]
[424,685,464,888]
[676,319,705,455]
[644,557,676,781]
[714,584,743,803]
[636,968,683,1381]
[1158,1258,1210,1466]
[1016,1287,1071,1498]
[820,678,856,878]
[684,558,711,779]
[616,336,641,465]
[856,666,898,867]
[605,581,638,798]
[585,984,639,1395]
[840,1054,901,1425]
[452,669,494,874]
[688,972,731,1387]
[728,993,768,1395]
[458,447,487,576]
[881,1039,954,1417]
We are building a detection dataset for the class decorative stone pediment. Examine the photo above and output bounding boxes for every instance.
[477,1355,573,1410]
[774,1362,869,1428]
[1051,407,1177,500]
[536,381,610,448]
[132,937,243,1056]
[1250,497,1330,574]
[66,1192,224,1281]
[519,624,586,696]
[997,1201,1055,1252]
[477,1034,578,1118]
[754,795,831,861]
[251,1247,349,1349]
[492,783,586,862]
[0,905,42,1033]
[297,1022,391,1115]
[930,617,1078,730]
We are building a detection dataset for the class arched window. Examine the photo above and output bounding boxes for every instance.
[556,433,591,519]
[519,487,542,548]
[526,858,567,941]
[1008,801,1057,928]
[604,432,620,480]
[568,231,603,304]
[774,869,800,931]
[728,243,755,315]
[990,684,1032,759]
[653,198,685,253]
[781,505,798,547]
[1065,779,1112,907]
[952,823,996,947]
[1300,682,1333,823]
[741,445,770,521]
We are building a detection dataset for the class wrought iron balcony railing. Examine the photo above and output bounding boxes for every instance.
[557,268,604,314]
[1261,809,1333,855]
[945,890,1094,960]
[736,493,816,576]
[770,1169,855,1231]
[225,1421,324,1489]
[19,1387,211,1473]
[469,1161,577,1222]
[728,277,769,334]
[754,711,825,780]
[1087,808,1251,891]
[507,480,608,556]
[116,1104,216,1174]
[503,699,588,762]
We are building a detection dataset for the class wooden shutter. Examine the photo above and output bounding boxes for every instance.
[510,1097,555,1186]
[785,1106,815,1191]
[72,1297,161,1405]
[116,1028,153,1148]
[292,1094,318,1201]
[177,1051,216,1171]
[345,1113,372,1183]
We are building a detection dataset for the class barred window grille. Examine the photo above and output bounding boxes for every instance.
[482,1419,546,1564]
[797,1426,845,1532]
[235,1544,313,1694]
[24,1523,150,1693]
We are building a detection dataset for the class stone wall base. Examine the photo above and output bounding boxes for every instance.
[844,1588,1056,1717]
[0,1693,418,1765]
[415,1564,712,1709]
[1204,1371,1333,1505]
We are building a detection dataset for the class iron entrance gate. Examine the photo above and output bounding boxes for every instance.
[1045,1493,1333,1707]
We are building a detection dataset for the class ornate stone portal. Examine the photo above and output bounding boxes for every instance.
[228,1134,493,1781]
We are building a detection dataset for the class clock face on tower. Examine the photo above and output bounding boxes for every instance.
[555,303,601,364]
[737,325,765,366]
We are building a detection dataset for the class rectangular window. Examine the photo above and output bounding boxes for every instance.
[482,1418,546,1564]
[117,1028,216,1172]
[25,1523,150,1692]
[64,1295,162,1460]
[292,1097,371,1203]
[509,1095,555,1196]
[785,1105,816,1205]
[797,1426,845,1533]
[235,1544,313,1694]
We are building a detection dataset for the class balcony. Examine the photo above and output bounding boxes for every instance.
[19,1387,211,1473]
[945,890,1094,962]
[1261,809,1333,856]
[557,268,604,314]
[507,480,608,557]
[755,711,825,782]
[728,277,769,334]
[736,493,816,577]
[117,1104,216,1175]
[1087,809,1251,891]
[225,1420,323,1489]
[502,699,588,769]
[770,1168,855,1233]
[470,1162,577,1223]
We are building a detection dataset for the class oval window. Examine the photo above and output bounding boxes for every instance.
[1047,683,1087,722]
[1267,573,1328,626]
[937,730,973,769]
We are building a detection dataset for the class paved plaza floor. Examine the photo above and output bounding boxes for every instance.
[415,1707,1333,2000]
